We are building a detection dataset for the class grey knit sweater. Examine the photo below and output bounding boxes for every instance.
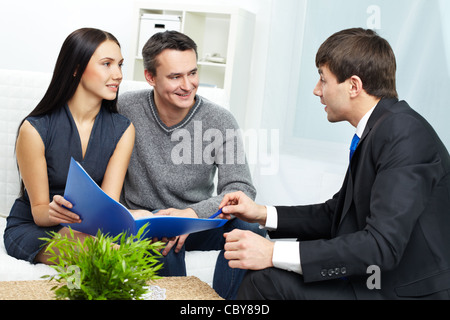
[118,90,256,218]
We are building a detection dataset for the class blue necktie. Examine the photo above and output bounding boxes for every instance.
[349,134,360,161]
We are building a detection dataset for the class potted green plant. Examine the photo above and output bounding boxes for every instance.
[40,225,165,300]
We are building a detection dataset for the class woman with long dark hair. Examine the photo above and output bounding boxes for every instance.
[3,28,135,264]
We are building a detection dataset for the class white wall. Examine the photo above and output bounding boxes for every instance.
[0,0,131,76]
[0,0,269,82]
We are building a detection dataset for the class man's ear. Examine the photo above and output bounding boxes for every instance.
[349,75,364,98]
[144,69,156,87]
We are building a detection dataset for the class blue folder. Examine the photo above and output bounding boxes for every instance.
[63,158,227,239]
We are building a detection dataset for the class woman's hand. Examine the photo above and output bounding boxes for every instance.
[48,195,81,225]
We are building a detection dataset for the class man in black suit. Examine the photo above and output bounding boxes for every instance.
[218,28,450,300]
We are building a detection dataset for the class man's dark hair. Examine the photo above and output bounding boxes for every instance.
[316,28,398,99]
[142,30,198,76]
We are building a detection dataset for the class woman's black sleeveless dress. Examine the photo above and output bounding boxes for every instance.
[4,104,130,263]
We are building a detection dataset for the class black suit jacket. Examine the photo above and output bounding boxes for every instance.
[271,98,450,299]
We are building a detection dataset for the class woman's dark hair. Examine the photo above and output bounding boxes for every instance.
[142,30,198,76]
[316,28,398,99]
[24,28,121,121]
[16,28,121,196]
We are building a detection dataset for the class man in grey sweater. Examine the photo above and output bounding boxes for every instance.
[118,31,264,300]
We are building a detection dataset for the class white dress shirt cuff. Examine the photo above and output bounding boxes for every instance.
[262,205,278,231]
[273,241,303,275]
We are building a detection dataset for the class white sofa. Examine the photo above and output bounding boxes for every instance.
[0,68,231,286]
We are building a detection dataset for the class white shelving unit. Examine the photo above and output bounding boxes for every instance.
[129,1,255,123]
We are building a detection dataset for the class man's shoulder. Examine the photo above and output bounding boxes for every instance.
[119,89,150,103]
[118,89,151,114]
[373,99,447,153]
[382,100,429,127]
[371,99,419,127]
[198,96,239,128]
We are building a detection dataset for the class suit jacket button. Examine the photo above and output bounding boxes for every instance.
[328,269,335,276]
[341,267,347,275]
[321,269,327,277]
[335,268,340,275]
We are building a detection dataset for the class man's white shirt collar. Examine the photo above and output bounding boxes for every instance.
[355,104,377,138]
